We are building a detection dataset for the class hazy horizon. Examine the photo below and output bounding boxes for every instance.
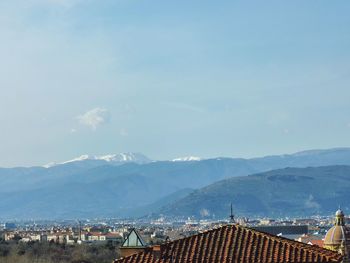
[1,0,350,167]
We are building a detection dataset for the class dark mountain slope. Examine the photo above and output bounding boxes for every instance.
[160,165,350,218]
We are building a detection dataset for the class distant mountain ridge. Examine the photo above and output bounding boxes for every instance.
[43,153,204,168]
[40,147,350,168]
[160,165,350,218]
[43,152,152,168]
[1,147,350,219]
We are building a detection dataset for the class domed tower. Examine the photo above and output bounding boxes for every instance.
[324,209,350,262]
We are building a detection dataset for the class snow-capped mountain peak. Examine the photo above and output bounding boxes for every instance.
[97,153,150,162]
[62,154,91,164]
[172,156,202,162]
[43,153,151,168]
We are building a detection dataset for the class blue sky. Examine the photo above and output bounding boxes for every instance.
[0,0,350,166]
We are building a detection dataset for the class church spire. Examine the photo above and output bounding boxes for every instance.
[229,203,235,223]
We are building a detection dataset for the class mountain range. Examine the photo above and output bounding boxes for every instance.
[1,148,350,219]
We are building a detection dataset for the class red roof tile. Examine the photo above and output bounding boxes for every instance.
[308,239,324,247]
[117,249,159,263]
[115,224,342,263]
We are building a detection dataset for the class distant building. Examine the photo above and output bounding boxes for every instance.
[297,234,324,247]
[294,219,319,225]
[4,222,16,230]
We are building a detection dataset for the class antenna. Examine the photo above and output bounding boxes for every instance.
[229,203,235,223]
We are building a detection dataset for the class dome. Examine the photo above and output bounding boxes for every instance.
[324,225,349,246]
[324,208,350,253]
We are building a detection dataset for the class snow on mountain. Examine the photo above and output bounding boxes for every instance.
[172,156,202,162]
[42,162,57,168]
[43,153,151,168]
[98,153,149,162]
[61,154,91,164]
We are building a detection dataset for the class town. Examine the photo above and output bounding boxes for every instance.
[1,209,348,261]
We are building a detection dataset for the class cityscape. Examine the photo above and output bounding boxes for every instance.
[0,208,349,262]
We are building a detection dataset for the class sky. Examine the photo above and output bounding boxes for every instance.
[0,0,350,167]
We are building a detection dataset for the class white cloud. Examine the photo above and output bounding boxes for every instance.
[77,107,110,130]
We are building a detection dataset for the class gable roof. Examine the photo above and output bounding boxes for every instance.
[122,228,146,247]
[115,224,342,263]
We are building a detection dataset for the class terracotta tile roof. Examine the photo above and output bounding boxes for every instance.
[105,233,121,237]
[115,224,342,263]
[308,239,324,247]
[117,249,159,263]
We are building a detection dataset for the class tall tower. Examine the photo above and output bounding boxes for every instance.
[229,203,235,224]
[78,220,82,241]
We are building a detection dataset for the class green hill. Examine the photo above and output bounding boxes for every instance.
[160,165,350,218]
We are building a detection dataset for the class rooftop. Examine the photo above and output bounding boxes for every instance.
[115,224,342,263]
